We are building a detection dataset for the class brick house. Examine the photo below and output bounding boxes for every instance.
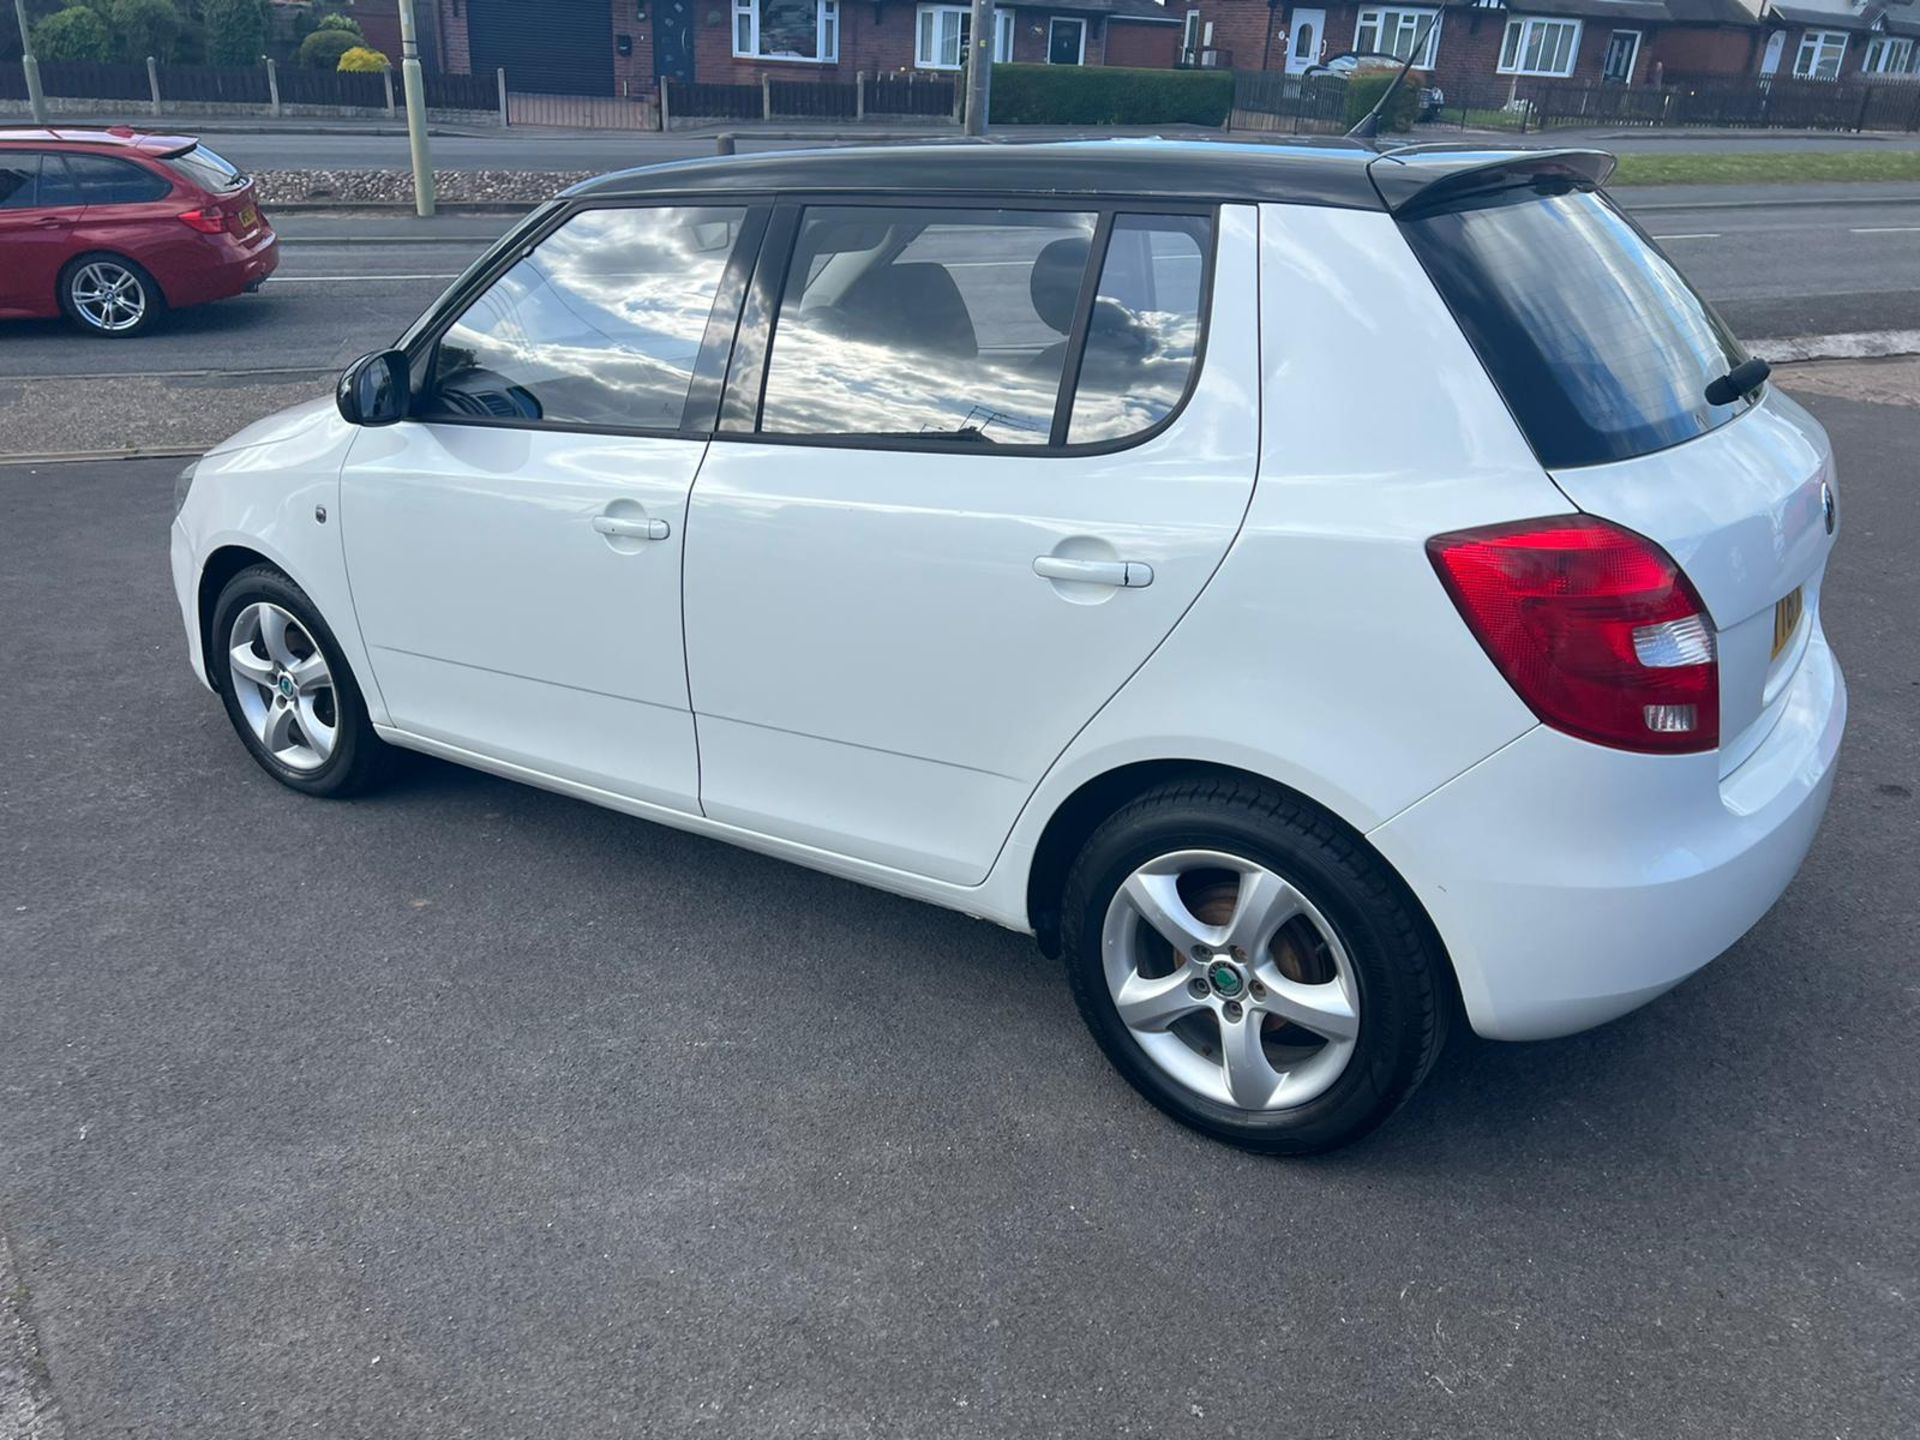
[434,0,1181,98]
[1759,3,1920,80]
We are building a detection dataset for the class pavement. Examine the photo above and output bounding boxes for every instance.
[0,371,1915,1437]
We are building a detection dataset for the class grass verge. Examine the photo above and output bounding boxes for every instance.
[1608,150,1920,186]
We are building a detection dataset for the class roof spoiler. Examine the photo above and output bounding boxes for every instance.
[1368,149,1616,217]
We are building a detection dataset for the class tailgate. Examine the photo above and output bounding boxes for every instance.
[1550,387,1836,773]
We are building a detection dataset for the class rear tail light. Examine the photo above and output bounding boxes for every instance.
[1428,516,1719,755]
[177,208,228,235]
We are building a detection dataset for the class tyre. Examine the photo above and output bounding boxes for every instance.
[1059,777,1450,1155]
[60,253,165,337]
[209,565,395,798]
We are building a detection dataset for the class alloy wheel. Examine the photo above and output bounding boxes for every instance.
[70,261,148,333]
[1100,849,1360,1111]
[227,602,338,772]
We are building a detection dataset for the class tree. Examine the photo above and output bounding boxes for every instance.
[296,26,357,68]
[108,0,184,62]
[199,0,269,66]
[314,11,361,35]
[31,5,115,62]
[336,44,389,72]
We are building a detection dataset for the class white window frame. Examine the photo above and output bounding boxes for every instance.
[1353,8,1441,68]
[1498,15,1582,77]
[1792,29,1848,80]
[1047,15,1087,65]
[1862,35,1914,75]
[913,3,1013,69]
[731,0,840,63]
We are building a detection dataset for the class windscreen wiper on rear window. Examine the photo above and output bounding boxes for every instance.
[1704,357,1770,407]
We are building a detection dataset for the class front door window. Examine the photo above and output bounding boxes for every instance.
[1048,16,1085,64]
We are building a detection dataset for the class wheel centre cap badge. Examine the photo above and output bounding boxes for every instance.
[1208,961,1244,997]
[277,674,296,699]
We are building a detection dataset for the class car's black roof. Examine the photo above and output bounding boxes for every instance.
[564,139,1610,213]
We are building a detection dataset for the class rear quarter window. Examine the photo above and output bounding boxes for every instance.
[1400,188,1753,470]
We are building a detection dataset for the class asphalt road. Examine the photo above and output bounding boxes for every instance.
[1,191,1916,398]
[0,377,1915,1437]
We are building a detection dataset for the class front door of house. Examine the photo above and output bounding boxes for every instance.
[1287,8,1325,74]
[1049,16,1086,64]
[653,0,696,84]
[1602,29,1640,83]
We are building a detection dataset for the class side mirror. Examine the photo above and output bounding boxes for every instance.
[336,349,410,427]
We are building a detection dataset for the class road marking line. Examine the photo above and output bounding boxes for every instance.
[266,273,461,283]
[1850,226,1920,234]
[1651,233,1719,241]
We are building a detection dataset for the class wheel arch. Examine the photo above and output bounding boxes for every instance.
[196,544,281,689]
[60,249,170,309]
[1022,759,1461,1018]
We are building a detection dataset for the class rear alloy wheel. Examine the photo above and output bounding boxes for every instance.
[63,256,161,337]
[210,565,395,797]
[1060,778,1450,1154]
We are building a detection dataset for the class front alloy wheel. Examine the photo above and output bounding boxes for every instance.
[227,602,340,772]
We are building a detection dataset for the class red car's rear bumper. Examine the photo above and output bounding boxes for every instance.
[165,226,279,309]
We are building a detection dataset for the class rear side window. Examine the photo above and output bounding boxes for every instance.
[165,143,245,194]
[760,206,1099,445]
[59,153,172,205]
[421,204,750,431]
[0,154,37,209]
[1401,188,1752,469]
[1067,215,1209,444]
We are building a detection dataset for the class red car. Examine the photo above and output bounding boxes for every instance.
[0,126,278,337]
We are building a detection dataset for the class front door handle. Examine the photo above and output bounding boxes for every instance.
[592,514,670,541]
[1033,555,1154,588]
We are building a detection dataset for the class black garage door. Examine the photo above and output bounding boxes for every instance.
[468,0,614,96]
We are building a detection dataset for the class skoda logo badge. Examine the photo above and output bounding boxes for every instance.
[1821,480,1836,535]
[1208,962,1244,998]
[278,674,296,698]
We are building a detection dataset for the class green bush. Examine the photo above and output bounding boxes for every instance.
[988,64,1232,127]
[297,26,358,68]
[201,0,269,66]
[31,5,114,62]
[336,44,389,72]
[1342,70,1423,133]
[314,11,363,34]
[107,0,183,62]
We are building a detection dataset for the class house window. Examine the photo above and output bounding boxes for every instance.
[1498,16,1582,77]
[732,0,839,62]
[1792,29,1848,80]
[914,4,1013,68]
[1863,35,1914,75]
[1354,8,1441,68]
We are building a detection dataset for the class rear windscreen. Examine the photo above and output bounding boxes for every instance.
[1400,188,1753,470]
[165,144,245,193]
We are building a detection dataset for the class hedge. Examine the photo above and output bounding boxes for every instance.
[1343,71,1422,133]
[989,64,1231,127]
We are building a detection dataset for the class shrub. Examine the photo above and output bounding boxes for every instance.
[336,44,389,73]
[1343,70,1424,133]
[201,0,269,66]
[988,64,1231,127]
[314,11,362,34]
[30,5,114,62]
[296,26,357,68]
[108,0,183,62]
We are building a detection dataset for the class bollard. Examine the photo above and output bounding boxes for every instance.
[266,57,281,117]
[762,74,772,121]
[659,77,671,131]
[715,132,736,156]
[497,66,508,127]
[856,71,865,121]
[384,67,396,116]
[146,55,161,116]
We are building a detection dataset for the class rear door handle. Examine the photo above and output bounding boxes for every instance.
[1033,556,1154,588]
[592,514,670,541]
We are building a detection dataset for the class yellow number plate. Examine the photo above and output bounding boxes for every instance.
[239,205,258,231]
[1772,587,1804,660]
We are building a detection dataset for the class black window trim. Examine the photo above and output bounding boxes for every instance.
[715,192,1221,460]
[398,195,775,443]
[391,188,1219,453]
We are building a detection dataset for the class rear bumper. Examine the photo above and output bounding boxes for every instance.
[168,230,278,308]
[1371,626,1846,1041]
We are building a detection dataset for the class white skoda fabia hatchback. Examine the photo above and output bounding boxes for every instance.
[171,142,1845,1152]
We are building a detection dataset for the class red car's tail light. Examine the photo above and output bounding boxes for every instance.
[1428,516,1719,754]
[177,208,227,235]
